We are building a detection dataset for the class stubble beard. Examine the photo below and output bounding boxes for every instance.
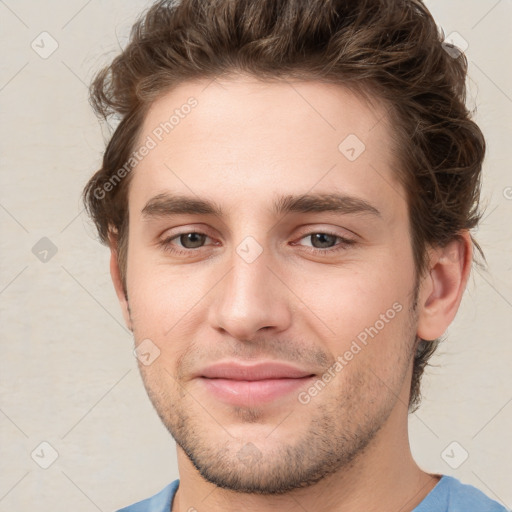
[140,342,414,494]
[134,286,419,494]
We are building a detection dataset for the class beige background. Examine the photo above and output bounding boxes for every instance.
[0,0,511,510]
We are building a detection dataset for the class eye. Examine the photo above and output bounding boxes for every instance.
[159,231,212,255]
[300,233,338,249]
[294,231,356,254]
[174,232,208,249]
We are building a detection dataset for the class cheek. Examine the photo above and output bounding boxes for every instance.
[295,258,410,335]
[290,256,415,391]
[126,249,213,340]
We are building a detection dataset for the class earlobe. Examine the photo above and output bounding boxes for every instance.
[416,232,473,341]
[108,236,132,332]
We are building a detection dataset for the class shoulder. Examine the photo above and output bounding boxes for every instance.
[116,479,180,512]
[415,475,509,512]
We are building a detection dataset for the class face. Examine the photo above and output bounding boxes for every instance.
[120,76,421,493]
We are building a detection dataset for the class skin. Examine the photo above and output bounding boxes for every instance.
[109,75,472,512]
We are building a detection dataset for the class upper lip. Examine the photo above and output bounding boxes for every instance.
[198,361,315,381]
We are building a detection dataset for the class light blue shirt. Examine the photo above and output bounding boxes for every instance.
[116,475,509,511]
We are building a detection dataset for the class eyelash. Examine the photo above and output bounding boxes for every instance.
[158,230,356,257]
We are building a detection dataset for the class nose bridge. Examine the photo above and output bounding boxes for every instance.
[209,235,291,340]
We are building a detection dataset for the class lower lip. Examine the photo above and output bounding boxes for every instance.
[199,376,315,406]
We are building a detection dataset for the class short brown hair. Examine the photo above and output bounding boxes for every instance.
[83,0,486,411]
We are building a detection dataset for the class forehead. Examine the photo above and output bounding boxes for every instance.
[128,76,403,220]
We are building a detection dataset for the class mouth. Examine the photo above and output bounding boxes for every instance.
[197,361,316,406]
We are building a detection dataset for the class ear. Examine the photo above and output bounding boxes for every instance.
[108,233,132,332]
[416,231,473,341]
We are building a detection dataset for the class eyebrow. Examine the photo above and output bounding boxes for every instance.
[141,192,381,220]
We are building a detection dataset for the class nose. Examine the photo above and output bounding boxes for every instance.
[208,245,293,341]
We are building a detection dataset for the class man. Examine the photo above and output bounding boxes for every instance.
[83,0,508,510]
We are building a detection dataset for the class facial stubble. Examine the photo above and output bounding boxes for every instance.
[133,287,420,495]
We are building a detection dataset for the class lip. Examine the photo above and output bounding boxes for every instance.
[199,361,314,380]
[196,361,316,406]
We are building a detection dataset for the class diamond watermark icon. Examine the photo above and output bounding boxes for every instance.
[237,442,262,467]
[31,441,59,469]
[338,134,366,162]
[31,31,59,59]
[442,32,468,59]
[236,236,263,264]
[441,441,469,469]
[32,237,58,263]
[134,338,161,366]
